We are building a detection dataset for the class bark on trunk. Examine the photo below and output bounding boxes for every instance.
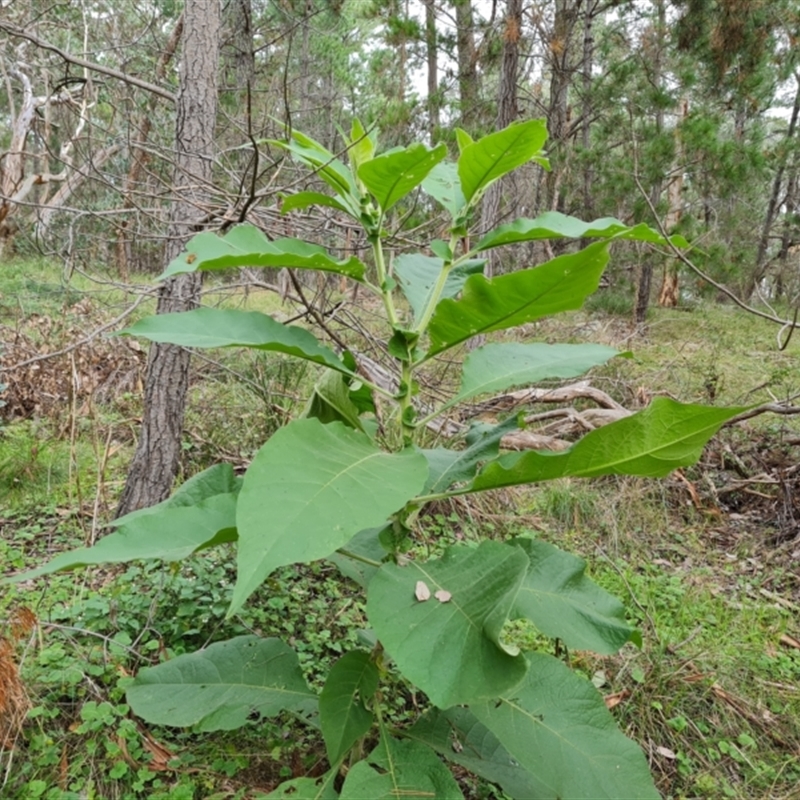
[481,0,522,276]
[749,73,800,298]
[116,14,184,279]
[581,1,595,219]
[657,98,687,308]
[116,0,220,517]
[454,0,479,132]
[545,0,580,213]
[634,0,666,326]
[424,0,439,142]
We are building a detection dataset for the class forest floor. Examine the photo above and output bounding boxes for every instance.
[1,258,800,800]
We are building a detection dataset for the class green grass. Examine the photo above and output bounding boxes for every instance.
[3,256,800,798]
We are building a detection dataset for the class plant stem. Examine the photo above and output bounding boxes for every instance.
[413,232,469,336]
[371,229,399,328]
[336,548,382,568]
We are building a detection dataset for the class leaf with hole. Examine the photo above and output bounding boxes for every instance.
[422,161,466,217]
[126,636,317,732]
[359,142,447,211]
[367,541,529,708]
[472,653,660,799]
[161,225,365,280]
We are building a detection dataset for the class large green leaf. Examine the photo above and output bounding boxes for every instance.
[406,707,541,800]
[511,538,639,654]
[126,636,318,732]
[281,191,352,215]
[367,542,529,708]
[160,225,366,280]
[112,463,239,527]
[358,143,447,212]
[6,491,238,583]
[454,342,619,404]
[421,161,466,217]
[420,417,520,494]
[120,308,350,374]
[394,253,485,322]
[426,242,610,355]
[301,369,367,431]
[458,120,548,203]
[232,419,428,613]
[272,131,359,209]
[339,737,463,800]
[471,398,745,490]
[319,651,379,764]
[477,211,689,251]
[472,653,660,799]
[265,773,338,799]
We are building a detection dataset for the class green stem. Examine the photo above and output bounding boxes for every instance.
[336,548,382,568]
[371,227,399,328]
[412,232,471,336]
[396,357,416,444]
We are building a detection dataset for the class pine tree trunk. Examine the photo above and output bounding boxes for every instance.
[454,0,479,131]
[116,0,221,517]
[481,0,522,277]
[634,0,665,326]
[424,0,439,142]
[750,73,800,298]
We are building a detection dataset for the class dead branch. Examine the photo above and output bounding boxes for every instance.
[0,22,176,102]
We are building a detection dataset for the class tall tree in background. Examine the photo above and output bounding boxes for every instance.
[481,0,523,275]
[116,0,221,516]
[453,0,481,131]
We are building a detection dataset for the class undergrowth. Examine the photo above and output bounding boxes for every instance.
[2,257,800,798]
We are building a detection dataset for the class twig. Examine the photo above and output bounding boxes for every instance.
[0,22,176,101]
[633,173,800,331]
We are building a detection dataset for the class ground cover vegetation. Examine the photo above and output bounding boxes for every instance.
[2,0,800,798]
[1,124,792,796]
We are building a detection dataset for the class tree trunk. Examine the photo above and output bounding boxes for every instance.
[116,0,221,517]
[424,0,439,142]
[545,0,580,214]
[454,0,479,132]
[116,14,184,279]
[749,73,800,298]
[481,0,522,276]
[581,0,595,219]
[657,97,687,308]
[634,0,666,326]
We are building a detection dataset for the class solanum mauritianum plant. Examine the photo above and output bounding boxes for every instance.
[14,121,743,798]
